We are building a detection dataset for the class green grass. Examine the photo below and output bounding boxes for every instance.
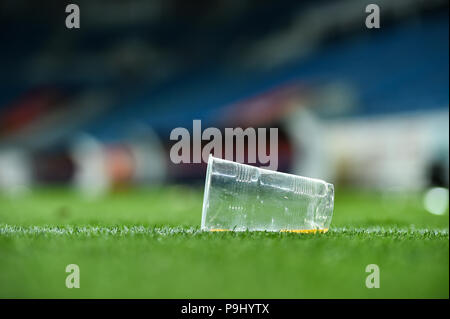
[0,186,448,298]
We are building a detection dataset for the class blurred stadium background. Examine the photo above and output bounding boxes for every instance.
[0,0,448,209]
[0,0,449,299]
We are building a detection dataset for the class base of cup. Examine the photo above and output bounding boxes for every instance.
[280,229,329,234]
[208,228,329,233]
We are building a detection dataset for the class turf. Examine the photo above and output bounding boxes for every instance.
[0,186,448,298]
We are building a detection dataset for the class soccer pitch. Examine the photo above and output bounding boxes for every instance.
[0,187,448,298]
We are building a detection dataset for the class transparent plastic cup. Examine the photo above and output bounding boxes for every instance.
[201,155,334,233]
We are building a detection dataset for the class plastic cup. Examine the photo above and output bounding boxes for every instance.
[201,155,334,233]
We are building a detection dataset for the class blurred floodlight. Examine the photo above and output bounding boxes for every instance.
[127,123,167,184]
[0,149,31,197]
[71,134,110,198]
[423,187,449,216]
